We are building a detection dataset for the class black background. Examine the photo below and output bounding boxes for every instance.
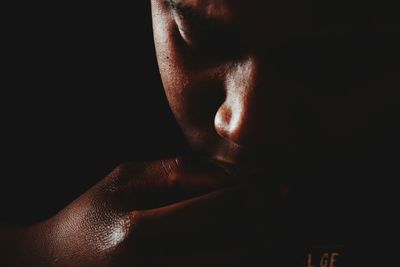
[1,3,399,265]
[1,2,187,223]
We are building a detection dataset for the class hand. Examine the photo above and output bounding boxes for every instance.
[5,157,285,267]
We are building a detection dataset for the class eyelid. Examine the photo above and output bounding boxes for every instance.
[165,0,245,60]
[164,0,193,35]
[165,0,229,33]
[165,0,201,18]
[172,12,197,46]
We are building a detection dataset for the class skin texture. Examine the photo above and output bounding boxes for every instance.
[1,0,398,266]
[153,0,394,164]
[4,158,263,267]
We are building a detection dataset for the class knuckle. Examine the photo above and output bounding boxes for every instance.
[161,158,181,190]
[103,162,143,194]
[111,162,137,178]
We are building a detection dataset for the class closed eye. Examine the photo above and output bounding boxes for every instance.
[164,0,245,61]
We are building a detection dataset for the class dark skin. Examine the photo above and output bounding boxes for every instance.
[1,0,398,266]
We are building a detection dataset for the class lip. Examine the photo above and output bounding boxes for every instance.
[209,149,299,185]
[206,141,279,179]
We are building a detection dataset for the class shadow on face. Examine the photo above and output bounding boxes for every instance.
[151,0,399,177]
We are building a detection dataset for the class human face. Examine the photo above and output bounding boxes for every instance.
[151,0,397,178]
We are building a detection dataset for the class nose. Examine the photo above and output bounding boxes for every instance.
[214,56,294,146]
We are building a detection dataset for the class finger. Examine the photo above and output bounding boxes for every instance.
[136,187,240,237]
[100,157,235,210]
[127,186,270,253]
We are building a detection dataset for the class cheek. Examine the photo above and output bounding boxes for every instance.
[152,1,225,148]
[152,4,191,122]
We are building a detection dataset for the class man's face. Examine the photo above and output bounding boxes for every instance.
[151,0,395,176]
